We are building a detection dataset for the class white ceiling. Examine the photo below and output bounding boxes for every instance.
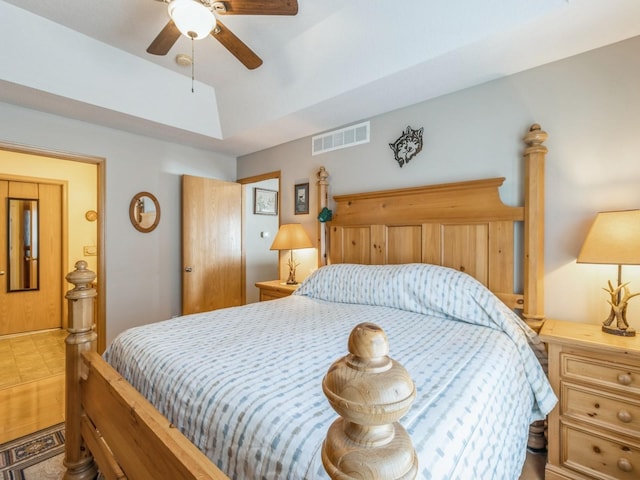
[1,0,640,157]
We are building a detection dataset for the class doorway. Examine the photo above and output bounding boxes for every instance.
[0,144,104,348]
[0,143,104,443]
[239,171,280,304]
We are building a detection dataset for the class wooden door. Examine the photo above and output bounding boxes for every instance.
[0,180,62,335]
[182,175,242,314]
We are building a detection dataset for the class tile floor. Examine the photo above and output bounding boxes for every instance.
[0,329,66,389]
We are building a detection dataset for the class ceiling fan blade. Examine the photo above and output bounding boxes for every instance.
[214,0,298,15]
[147,20,181,56]
[211,20,263,69]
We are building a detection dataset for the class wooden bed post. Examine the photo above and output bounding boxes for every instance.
[522,124,549,454]
[64,260,99,480]
[317,166,330,267]
[322,323,418,479]
[522,124,548,331]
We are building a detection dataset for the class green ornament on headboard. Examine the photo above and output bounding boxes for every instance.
[318,207,333,222]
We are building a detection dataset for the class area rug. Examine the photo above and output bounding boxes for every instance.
[0,423,65,480]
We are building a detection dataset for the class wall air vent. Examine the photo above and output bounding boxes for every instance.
[312,121,370,155]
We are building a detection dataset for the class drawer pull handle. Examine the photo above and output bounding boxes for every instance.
[618,373,632,385]
[617,458,633,472]
[618,410,633,423]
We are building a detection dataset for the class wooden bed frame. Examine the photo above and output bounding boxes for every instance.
[63,124,548,479]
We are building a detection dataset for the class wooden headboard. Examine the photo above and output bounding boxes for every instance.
[317,124,548,331]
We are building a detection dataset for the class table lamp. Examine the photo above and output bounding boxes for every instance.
[270,223,313,284]
[577,210,640,336]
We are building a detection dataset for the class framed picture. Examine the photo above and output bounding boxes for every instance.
[294,183,309,215]
[254,188,278,215]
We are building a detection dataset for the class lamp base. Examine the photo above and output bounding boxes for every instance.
[285,269,298,285]
[602,324,636,337]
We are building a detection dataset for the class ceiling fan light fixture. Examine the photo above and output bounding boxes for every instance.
[168,0,216,40]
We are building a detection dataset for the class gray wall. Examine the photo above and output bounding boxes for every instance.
[0,102,236,344]
[238,36,640,326]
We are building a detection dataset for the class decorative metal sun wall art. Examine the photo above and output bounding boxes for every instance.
[389,126,424,168]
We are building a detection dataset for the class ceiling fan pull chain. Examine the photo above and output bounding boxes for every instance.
[191,35,195,93]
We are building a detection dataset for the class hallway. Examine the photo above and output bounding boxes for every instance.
[0,329,66,443]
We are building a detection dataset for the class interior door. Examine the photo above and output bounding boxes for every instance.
[182,175,242,314]
[0,180,62,335]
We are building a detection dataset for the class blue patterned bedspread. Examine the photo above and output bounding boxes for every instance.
[105,263,556,479]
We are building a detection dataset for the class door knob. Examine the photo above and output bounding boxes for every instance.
[184,267,193,272]
[0,271,5,275]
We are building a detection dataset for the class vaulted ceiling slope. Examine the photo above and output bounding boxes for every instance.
[1,0,640,156]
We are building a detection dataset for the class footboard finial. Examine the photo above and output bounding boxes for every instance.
[322,323,418,479]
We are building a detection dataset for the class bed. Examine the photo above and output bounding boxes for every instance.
[63,123,554,480]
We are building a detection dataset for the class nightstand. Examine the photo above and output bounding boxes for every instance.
[540,319,640,480]
[255,280,298,301]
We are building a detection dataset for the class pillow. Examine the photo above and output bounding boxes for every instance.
[295,263,489,321]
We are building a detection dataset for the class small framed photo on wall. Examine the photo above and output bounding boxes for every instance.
[254,188,278,215]
[294,183,309,215]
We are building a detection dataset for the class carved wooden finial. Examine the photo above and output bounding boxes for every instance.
[65,260,97,334]
[524,123,548,153]
[322,323,418,479]
[66,260,96,292]
[317,166,329,185]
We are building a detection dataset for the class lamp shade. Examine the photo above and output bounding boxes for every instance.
[270,224,313,251]
[577,210,640,265]
[168,0,216,40]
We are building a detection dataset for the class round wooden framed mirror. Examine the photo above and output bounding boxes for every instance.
[129,192,161,233]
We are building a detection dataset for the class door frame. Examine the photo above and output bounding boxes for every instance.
[0,141,106,352]
[237,170,281,301]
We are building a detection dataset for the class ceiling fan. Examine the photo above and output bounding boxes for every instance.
[147,0,299,70]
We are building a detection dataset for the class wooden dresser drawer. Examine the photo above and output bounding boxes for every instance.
[255,280,298,302]
[562,352,640,395]
[562,422,640,480]
[260,290,289,301]
[563,383,640,435]
[541,320,640,479]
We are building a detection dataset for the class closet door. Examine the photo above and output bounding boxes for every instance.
[0,181,62,335]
